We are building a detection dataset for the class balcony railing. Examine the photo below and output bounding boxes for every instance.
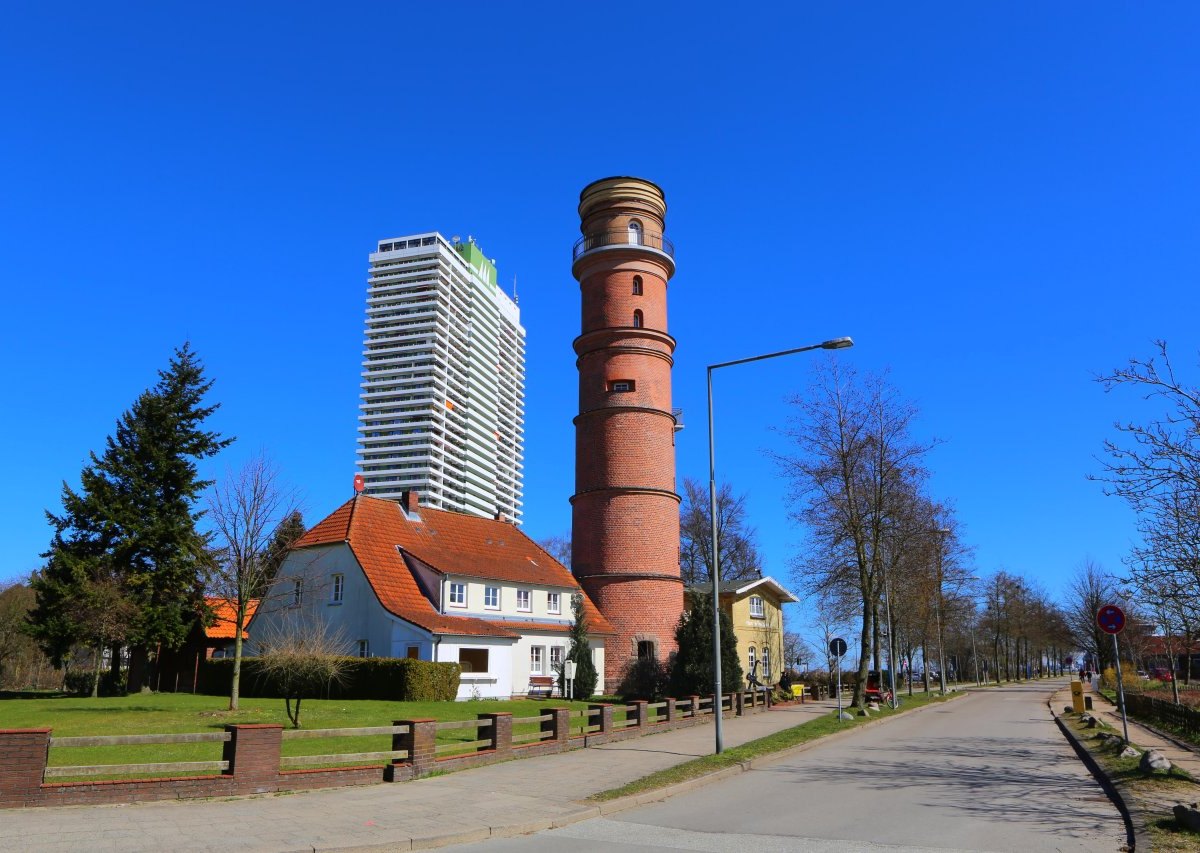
[572,229,674,261]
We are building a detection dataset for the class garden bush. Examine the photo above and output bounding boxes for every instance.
[196,656,460,701]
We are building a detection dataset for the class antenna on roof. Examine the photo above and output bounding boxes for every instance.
[512,275,519,304]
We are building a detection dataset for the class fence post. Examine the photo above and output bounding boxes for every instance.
[735,691,745,716]
[630,700,649,729]
[689,695,701,718]
[540,707,570,747]
[589,703,614,735]
[0,729,50,808]
[663,697,676,723]
[398,718,438,778]
[478,712,512,755]
[223,724,282,792]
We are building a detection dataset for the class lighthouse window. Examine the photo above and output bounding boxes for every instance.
[632,276,643,295]
[608,380,635,393]
[633,310,643,328]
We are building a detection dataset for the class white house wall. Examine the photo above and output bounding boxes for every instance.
[436,635,514,700]
[248,543,414,661]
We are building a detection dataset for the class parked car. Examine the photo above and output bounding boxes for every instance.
[1149,667,1175,682]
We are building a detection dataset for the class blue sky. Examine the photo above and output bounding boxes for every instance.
[2,5,1197,631]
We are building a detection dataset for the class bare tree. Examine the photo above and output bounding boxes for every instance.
[1065,560,1119,672]
[776,360,936,706]
[679,477,763,586]
[1094,341,1200,636]
[255,615,349,728]
[536,534,572,570]
[205,455,299,710]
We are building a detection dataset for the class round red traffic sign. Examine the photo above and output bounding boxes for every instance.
[1097,603,1126,635]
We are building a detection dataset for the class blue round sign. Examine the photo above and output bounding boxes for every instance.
[1097,604,1126,635]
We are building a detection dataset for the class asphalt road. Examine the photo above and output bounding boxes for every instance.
[450,681,1127,852]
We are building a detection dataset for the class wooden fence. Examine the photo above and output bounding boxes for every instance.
[1123,693,1200,743]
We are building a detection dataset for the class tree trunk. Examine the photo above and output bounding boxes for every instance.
[91,643,103,698]
[230,603,245,712]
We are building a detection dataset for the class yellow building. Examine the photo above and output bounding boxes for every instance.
[687,577,799,687]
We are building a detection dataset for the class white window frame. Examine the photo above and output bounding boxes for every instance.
[331,573,344,604]
[550,646,564,670]
[547,592,561,614]
[762,647,771,679]
[516,589,532,612]
[448,581,466,607]
[749,596,765,619]
[357,640,369,658]
[530,645,544,675]
[484,586,500,610]
[748,646,756,674]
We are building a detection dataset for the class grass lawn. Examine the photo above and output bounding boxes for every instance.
[591,690,957,802]
[0,691,610,779]
[1060,710,1200,852]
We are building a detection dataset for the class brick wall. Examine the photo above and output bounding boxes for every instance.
[0,694,777,809]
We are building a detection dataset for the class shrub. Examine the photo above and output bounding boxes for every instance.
[63,668,126,697]
[195,656,461,701]
[619,655,667,700]
[1100,665,1144,694]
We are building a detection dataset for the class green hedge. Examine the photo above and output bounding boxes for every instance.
[196,657,461,701]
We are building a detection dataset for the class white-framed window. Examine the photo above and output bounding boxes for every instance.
[484,586,500,609]
[547,592,561,614]
[331,574,344,604]
[749,596,765,618]
[530,645,544,675]
[357,640,369,658]
[550,646,564,670]
[291,579,303,608]
[516,589,532,611]
[632,275,643,295]
[748,646,756,674]
[632,309,644,328]
[449,582,466,607]
[762,647,771,680]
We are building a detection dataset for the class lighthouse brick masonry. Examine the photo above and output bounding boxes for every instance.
[570,177,683,692]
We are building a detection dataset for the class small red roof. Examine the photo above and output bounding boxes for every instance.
[204,597,259,640]
[293,495,615,638]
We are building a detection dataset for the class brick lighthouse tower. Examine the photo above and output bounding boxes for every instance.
[570,176,682,692]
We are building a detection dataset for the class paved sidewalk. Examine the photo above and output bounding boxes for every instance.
[1052,681,1200,778]
[1,698,842,853]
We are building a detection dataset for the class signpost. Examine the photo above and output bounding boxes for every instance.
[830,638,848,721]
[563,660,576,700]
[1097,603,1130,744]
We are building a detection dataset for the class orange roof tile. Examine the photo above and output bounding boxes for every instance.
[293,495,615,638]
[204,597,259,640]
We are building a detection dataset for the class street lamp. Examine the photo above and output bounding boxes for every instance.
[707,336,853,754]
[932,527,951,695]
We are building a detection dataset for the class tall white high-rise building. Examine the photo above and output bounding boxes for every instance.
[358,232,525,522]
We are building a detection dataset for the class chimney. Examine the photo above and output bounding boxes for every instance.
[401,490,419,513]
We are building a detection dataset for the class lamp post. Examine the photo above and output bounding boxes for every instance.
[932,527,951,695]
[707,336,853,754]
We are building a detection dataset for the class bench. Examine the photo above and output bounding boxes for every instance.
[527,675,555,698]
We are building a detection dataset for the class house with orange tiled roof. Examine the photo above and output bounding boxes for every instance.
[246,492,613,699]
[154,596,260,693]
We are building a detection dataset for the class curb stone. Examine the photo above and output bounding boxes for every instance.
[1048,693,1147,852]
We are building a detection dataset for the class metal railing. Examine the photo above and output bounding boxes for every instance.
[572,229,674,261]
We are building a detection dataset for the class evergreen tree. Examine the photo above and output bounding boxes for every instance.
[30,344,232,682]
[561,593,598,699]
[260,510,306,596]
[668,590,742,697]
